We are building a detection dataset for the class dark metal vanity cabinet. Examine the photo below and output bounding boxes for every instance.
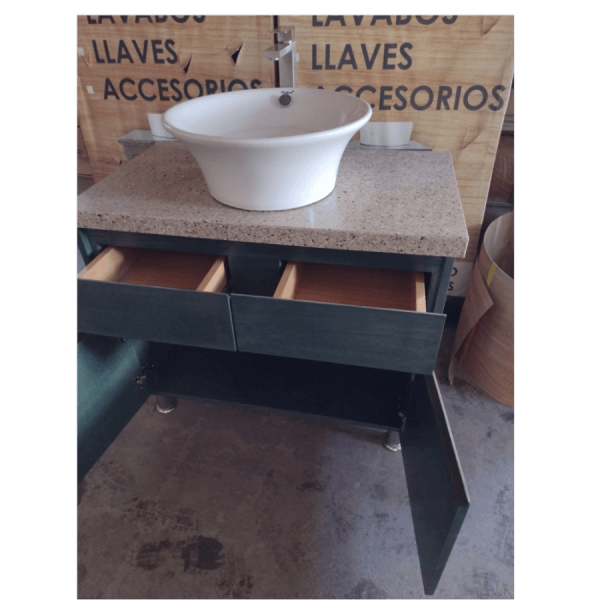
[77,231,469,596]
[77,144,470,595]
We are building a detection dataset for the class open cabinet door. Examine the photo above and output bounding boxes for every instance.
[78,334,150,482]
[399,373,470,595]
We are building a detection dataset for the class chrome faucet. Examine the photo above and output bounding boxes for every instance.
[264,26,297,88]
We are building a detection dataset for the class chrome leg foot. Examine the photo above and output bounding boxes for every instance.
[383,430,401,452]
[155,396,177,414]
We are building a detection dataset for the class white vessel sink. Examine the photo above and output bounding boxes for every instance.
[161,88,372,211]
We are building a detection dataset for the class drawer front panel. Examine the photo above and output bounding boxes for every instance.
[230,295,445,374]
[78,279,236,351]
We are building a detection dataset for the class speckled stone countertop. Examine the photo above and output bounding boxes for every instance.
[78,142,468,257]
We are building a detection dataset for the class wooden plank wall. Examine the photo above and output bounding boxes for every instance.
[77,15,513,266]
[77,16,275,182]
[279,15,514,262]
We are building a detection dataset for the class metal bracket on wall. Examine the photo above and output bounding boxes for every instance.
[133,362,155,391]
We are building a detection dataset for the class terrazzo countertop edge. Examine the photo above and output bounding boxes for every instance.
[78,144,469,258]
[77,210,468,257]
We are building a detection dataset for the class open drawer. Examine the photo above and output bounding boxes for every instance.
[78,246,236,351]
[230,262,446,373]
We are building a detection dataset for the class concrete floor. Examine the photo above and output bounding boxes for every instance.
[77,312,514,599]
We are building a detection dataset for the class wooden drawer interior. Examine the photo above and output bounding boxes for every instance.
[273,262,426,312]
[79,246,227,293]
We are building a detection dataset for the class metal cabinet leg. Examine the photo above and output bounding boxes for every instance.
[383,429,401,452]
[155,395,177,414]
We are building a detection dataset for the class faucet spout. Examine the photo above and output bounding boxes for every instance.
[264,41,295,60]
[264,26,297,88]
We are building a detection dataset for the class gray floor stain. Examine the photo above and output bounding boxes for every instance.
[345,578,389,599]
[331,510,361,544]
[136,539,172,571]
[297,480,324,492]
[121,498,199,534]
[369,481,389,502]
[448,400,465,417]
[467,568,509,599]
[181,536,223,572]
[97,460,136,491]
[215,553,255,599]
[135,535,223,572]
[494,513,514,568]
[496,483,511,507]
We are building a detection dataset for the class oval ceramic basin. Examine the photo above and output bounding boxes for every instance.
[162,88,372,211]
